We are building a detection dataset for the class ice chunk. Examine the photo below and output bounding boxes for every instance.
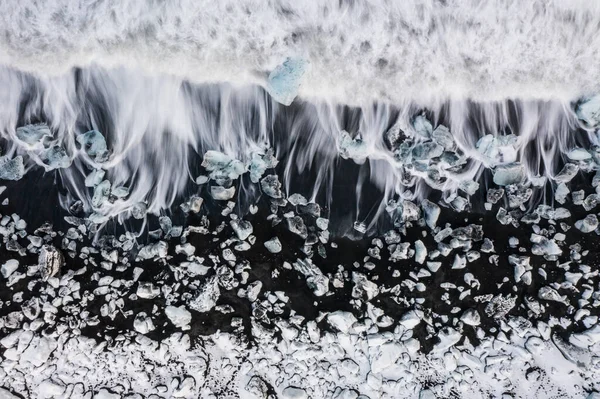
[77,130,108,162]
[131,202,147,219]
[414,240,427,264]
[264,237,282,253]
[461,309,481,326]
[165,305,192,329]
[180,196,203,213]
[92,180,111,209]
[248,149,278,183]
[210,186,236,200]
[288,193,308,206]
[0,156,24,181]
[288,216,308,239]
[42,146,71,170]
[432,125,455,150]
[412,115,433,138]
[459,180,480,196]
[1,259,18,278]
[188,275,220,312]
[421,199,440,229]
[327,311,357,333]
[260,174,283,198]
[575,214,598,233]
[554,163,578,183]
[293,258,329,296]
[111,186,129,198]
[412,142,443,160]
[85,169,105,187]
[38,245,63,281]
[16,123,51,146]
[337,131,368,162]
[493,162,525,186]
[576,95,600,127]
[202,151,246,185]
[554,183,569,204]
[266,57,308,106]
[476,134,518,165]
[567,148,591,161]
[230,219,253,240]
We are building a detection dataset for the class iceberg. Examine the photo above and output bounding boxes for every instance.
[266,57,309,106]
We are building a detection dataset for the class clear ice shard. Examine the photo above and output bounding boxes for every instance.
[337,131,368,162]
[188,275,220,312]
[493,162,525,186]
[77,130,108,162]
[248,149,278,183]
[266,57,308,106]
[576,95,600,127]
[412,115,433,138]
[210,186,236,200]
[0,156,25,181]
[554,163,578,183]
[202,151,246,185]
[476,134,518,165]
[92,180,111,209]
[16,123,51,146]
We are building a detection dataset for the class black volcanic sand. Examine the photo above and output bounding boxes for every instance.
[1,168,599,357]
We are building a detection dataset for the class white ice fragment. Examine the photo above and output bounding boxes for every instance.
[137,282,160,299]
[1,259,18,278]
[230,219,253,240]
[248,149,278,183]
[554,163,579,183]
[459,180,480,196]
[399,309,422,328]
[414,240,427,264]
[210,186,236,200]
[85,169,105,187]
[0,156,25,181]
[133,312,155,334]
[575,214,598,233]
[281,387,308,399]
[327,311,357,333]
[451,254,466,269]
[165,305,192,329]
[260,174,283,198]
[43,146,71,170]
[476,134,518,166]
[202,151,246,185]
[338,131,368,162]
[188,275,220,312]
[77,130,108,162]
[421,199,440,229]
[111,186,129,198]
[567,148,591,160]
[554,183,569,204]
[266,57,309,106]
[92,180,111,208]
[288,216,308,239]
[38,245,63,281]
[576,95,600,127]
[264,237,282,253]
[493,162,525,186]
[16,123,51,146]
[461,309,481,326]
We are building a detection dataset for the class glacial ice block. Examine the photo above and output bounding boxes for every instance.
[0,155,25,181]
[43,146,71,170]
[266,57,308,106]
[77,130,108,162]
[202,151,246,185]
[493,162,525,186]
[577,95,600,127]
[16,123,51,146]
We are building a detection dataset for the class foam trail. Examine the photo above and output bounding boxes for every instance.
[0,64,595,236]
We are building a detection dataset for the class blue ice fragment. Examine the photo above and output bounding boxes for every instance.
[248,149,278,183]
[16,124,51,146]
[493,162,525,186]
[77,130,108,162]
[0,156,24,181]
[43,146,71,170]
[413,115,433,138]
[338,131,368,162]
[577,95,600,127]
[202,151,246,186]
[266,58,308,106]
